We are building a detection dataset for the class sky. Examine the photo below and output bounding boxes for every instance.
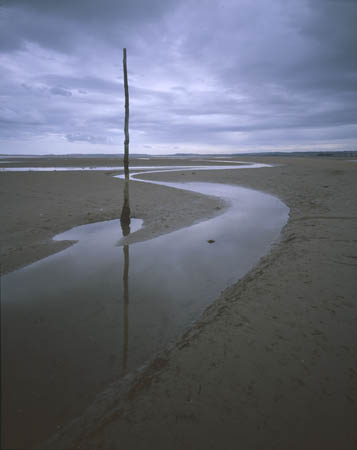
[1,0,357,155]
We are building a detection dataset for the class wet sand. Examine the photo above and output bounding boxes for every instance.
[1,156,357,449]
[0,159,226,274]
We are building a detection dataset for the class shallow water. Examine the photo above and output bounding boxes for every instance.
[1,171,288,449]
[0,162,268,171]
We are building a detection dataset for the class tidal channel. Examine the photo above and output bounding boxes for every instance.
[1,165,288,449]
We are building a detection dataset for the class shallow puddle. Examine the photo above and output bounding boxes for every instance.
[1,171,288,449]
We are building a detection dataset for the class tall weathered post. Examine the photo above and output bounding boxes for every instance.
[120,48,130,373]
[120,47,130,233]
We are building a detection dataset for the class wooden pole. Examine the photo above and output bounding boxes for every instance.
[121,47,130,229]
[123,48,130,178]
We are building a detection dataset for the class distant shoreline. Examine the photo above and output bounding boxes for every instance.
[1,150,357,159]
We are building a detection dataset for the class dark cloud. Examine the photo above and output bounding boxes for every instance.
[50,86,72,97]
[7,0,176,23]
[0,0,356,154]
[0,0,178,53]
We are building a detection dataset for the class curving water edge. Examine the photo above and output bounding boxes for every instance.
[1,164,289,449]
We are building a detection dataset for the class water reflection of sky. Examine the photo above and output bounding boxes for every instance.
[1,171,287,449]
[0,162,269,171]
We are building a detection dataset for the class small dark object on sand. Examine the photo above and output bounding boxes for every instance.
[207,239,215,244]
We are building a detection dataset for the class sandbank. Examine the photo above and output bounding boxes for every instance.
[1,156,357,449]
[0,159,225,274]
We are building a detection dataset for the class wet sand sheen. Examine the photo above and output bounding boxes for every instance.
[1,172,287,449]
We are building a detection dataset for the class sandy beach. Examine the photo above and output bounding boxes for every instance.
[1,156,357,449]
[0,159,226,274]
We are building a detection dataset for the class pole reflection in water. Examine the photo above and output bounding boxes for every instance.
[122,243,129,373]
[120,171,131,374]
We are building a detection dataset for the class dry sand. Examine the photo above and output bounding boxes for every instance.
[1,156,357,449]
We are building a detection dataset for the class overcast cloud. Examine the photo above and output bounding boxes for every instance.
[1,0,356,154]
